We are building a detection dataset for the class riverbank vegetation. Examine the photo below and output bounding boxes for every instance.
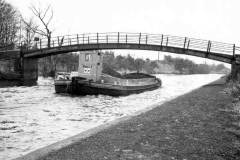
[0,0,20,50]
[102,51,230,75]
[37,51,230,77]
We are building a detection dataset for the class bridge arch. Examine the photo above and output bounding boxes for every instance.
[22,32,239,64]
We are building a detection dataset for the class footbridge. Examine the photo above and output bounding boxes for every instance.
[1,32,240,83]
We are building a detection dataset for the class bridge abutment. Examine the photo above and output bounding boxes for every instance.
[21,58,38,85]
[231,62,240,81]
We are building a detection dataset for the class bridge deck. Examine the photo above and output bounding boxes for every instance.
[1,32,240,64]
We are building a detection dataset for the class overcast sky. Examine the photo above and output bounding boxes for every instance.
[7,0,240,66]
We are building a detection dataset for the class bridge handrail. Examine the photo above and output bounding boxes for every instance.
[21,32,237,56]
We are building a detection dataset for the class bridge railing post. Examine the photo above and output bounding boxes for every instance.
[207,40,211,53]
[88,36,90,44]
[67,35,71,45]
[77,34,79,44]
[126,34,127,43]
[97,33,99,44]
[183,37,187,49]
[117,32,120,43]
[40,39,42,49]
[166,37,168,46]
[106,35,108,44]
[233,44,236,60]
[187,39,190,49]
[160,34,163,47]
[83,34,85,44]
[58,36,60,46]
[209,41,211,52]
[139,33,141,44]
[146,35,148,44]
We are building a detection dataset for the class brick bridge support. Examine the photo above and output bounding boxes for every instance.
[231,61,240,81]
[20,57,38,85]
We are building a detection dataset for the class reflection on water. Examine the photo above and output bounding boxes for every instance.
[0,74,223,159]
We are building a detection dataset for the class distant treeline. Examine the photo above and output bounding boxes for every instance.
[38,51,230,77]
[102,51,230,75]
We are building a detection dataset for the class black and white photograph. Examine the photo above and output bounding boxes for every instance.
[0,0,239,159]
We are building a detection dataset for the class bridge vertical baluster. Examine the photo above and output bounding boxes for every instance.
[139,33,141,44]
[209,41,211,52]
[187,40,190,49]
[88,36,90,44]
[183,37,187,49]
[117,32,120,43]
[52,40,54,47]
[70,39,71,45]
[83,34,85,44]
[97,33,99,44]
[126,34,127,44]
[77,34,79,44]
[233,44,236,59]
[40,39,42,49]
[106,35,108,44]
[58,37,60,46]
[146,35,148,44]
[166,37,168,46]
[207,41,211,53]
[207,41,209,52]
[160,35,163,47]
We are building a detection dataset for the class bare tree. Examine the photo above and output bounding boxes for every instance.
[0,0,20,49]
[29,3,57,77]
[21,17,39,49]
[30,4,53,48]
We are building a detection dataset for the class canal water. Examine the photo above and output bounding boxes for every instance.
[0,74,223,160]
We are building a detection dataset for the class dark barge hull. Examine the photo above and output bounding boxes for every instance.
[55,78,161,96]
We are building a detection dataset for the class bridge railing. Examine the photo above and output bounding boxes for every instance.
[24,32,236,56]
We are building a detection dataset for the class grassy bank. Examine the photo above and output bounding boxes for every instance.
[17,77,240,160]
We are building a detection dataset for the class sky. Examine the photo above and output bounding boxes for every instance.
[6,0,240,67]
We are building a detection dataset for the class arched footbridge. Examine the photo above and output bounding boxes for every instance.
[21,32,240,64]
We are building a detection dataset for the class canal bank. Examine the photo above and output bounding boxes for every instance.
[15,77,240,160]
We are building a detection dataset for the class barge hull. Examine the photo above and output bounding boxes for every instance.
[55,80,161,96]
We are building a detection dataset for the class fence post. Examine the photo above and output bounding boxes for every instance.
[139,33,141,44]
